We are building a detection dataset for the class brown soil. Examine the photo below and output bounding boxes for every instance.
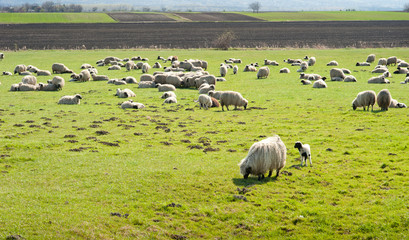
[174,12,263,22]
[108,13,176,22]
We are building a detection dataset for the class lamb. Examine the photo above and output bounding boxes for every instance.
[108,65,121,70]
[294,141,312,167]
[157,84,176,92]
[326,60,338,66]
[91,73,109,81]
[297,61,308,72]
[257,67,270,79]
[344,75,357,82]
[142,63,151,73]
[330,68,345,81]
[138,81,157,88]
[52,63,73,74]
[312,79,327,88]
[195,94,213,110]
[368,75,390,84]
[377,89,392,111]
[3,71,12,75]
[210,97,220,107]
[198,84,215,94]
[238,135,286,180]
[308,57,316,66]
[161,91,177,99]
[356,62,371,66]
[220,91,248,111]
[264,59,279,66]
[233,65,238,74]
[71,70,91,82]
[121,100,145,109]
[163,97,177,104]
[377,58,387,66]
[389,99,407,108]
[58,94,82,105]
[208,90,224,100]
[301,79,311,85]
[115,88,136,98]
[387,56,398,66]
[21,75,37,85]
[36,70,51,76]
[279,68,290,73]
[220,64,228,77]
[366,54,376,63]
[14,64,27,74]
[352,90,376,111]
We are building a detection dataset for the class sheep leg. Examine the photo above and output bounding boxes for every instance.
[302,152,308,166]
[275,169,280,178]
[258,174,264,181]
[308,155,312,167]
[267,170,272,178]
[243,173,249,179]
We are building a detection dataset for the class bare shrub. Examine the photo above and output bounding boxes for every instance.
[212,31,236,50]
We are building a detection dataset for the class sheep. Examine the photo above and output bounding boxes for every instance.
[52,63,73,74]
[352,90,376,111]
[284,58,302,64]
[210,97,220,108]
[58,94,82,105]
[220,91,248,111]
[371,66,389,73]
[233,65,238,74]
[20,71,32,76]
[368,75,390,84]
[71,70,91,82]
[36,70,51,76]
[387,56,398,66]
[366,54,376,63]
[115,88,136,98]
[377,89,392,111]
[279,68,290,73]
[104,56,121,65]
[157,84,176,92]
[377,58,387,66]
[38,82,59,91]
[153,62,162,69]
[243,65,257,72]
[125,61,136,71]
[91,73,109,81]
[122,76,138,84]
[121,100,145,109]
[342,68,351,74]
[220,64,228,77]
[163,97,177,104]
[301,79,312,85]
[326,60,338,66]
[257,67,270,79]
[195,75,216,88]
[108,79,127,85]
[398,61,409,68]
[330,68,345,81]
[356,62,371,66]
[49,76,65,90]
[161,91,177,99]
[21,75,37,85]
[294,141,312,167]
[108,65,121,70]
[344,75,357,82]
[393,67,409,74]
[264,59,279,66]
[308,57,316,66]
[138,81,157,88]
[195,94,213,110]
[81,63,92,69]
[298,61,308,72]
[27,65,39,73]
[0,53,3,60]
[238,135,286,180]
[142,63,151,73]
[312,79,327,88]
[389,99,407,108]
[13,64,27,74]
[208,90,224,100]
[198,84,215,94]
[166,75,183,88]
[3,71,12,76]
[18,82,39,91]
[140,74,155,82]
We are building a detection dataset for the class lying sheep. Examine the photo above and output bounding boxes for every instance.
[264,59,279,66]
[326,60,338,66]
[344,75,357,82]
[195,94,213,110]
[125,61,136,71]
[301,79,311,85]
[81,63,92,69]
[138,81,157,88]
[27,65,39,73]
[21,75,37,85]
[140,74,155,82]
[238,135,286,180]
[198,84,215,94]
[297,61,308,72]
[161,91,176,99]
[371,66,389,73]
[377,89,392,111]
[91,73,109,81]
[210,97,220,108]
[163,97,177,104]
[122,76,138,84]
[115,88,136,98]
[157,84,176,92]
[308,57,316,66]
[393,67,409,74]
[0,53,3,60]
[208,90,224,100]
[36,70,51,76]
[279,68,290,73]
[368,75,390,84]
[356,62,371,66]
[243,65,257,72]
[153,62,162,69]
[389,99,407,108]
[52,63,73,74]
[387,56,398,66]
[19,71,32,76]
[121,100,145,109]
[58,94,82,105]
[38,82,59,91]
[220,91,248,111]
[352,90,376,111]
[50,76,65,90]
[366,54,376,63]
[257,67,270,79]
[108,65,121,70]
[166,75,183,88]
[10,84,20,91]
[107,79,127,85]
[342,68,351,74]
[18,82,39,91]
[3,71,12,75]
[14,64,27,74]
[330,68,345,81]
[71,70,91,82]
[312,79,327,88]
[294,141,312,167]
[398,61,409,68]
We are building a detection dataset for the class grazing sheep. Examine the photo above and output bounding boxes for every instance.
[344,75,357,82]
[58,94,82,105]
[166,75,183,88]
[121,100,145,109]
[115,88,136,98]
[371,66,389,73]
[389,99,407,108]
[257,67,270,79]
[220,91,248,111]
[312,79,327,88]
[138,81,157,88]
[243,65,257,72]
[220,64,228,77]
[326,60,338,66]
[279,68,290,73]
[163,97,177,104]
[301,79,311,85]
[377,58,387,66]
[195,94,213,110]
[142,63,151,73]
[3,71,12,75]
[14,64,27,74]
[233,65,238,74]
[308,57,316,66]
[356,62,371,66]
[238,135,286,180]
[21,75,37,85]
[161,91,177,99]
[123,76,138,84]
[294,141,312,167]
[208,90,224,100]
[108,65,121,70]
[366,54,376,63]
[210,97,220,108]
[52,63,73,74]
[368,75,390,84]
[330,68,345,81]
[387,56,398,66]
[352,90,376,111]
[157,84,176,92]
[125,61,136,71]
[153,62,162,69]
[377,89,392,111]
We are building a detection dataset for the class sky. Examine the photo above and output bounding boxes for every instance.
[1,0,408,11]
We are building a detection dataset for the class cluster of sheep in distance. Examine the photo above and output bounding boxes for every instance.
[1,52,408,180]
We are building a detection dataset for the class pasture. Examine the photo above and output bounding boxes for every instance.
[0,13,117,24]
[1,48,409,239]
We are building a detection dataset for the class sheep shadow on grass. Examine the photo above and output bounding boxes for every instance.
[232,175,279,186]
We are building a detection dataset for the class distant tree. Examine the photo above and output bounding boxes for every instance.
[41,1,55,12]
[161,7,167,12]
[142,7,151,12]
[213,30,236,50]
[92,7,98,12]
[249,1,261,13]
[404,3,409,12]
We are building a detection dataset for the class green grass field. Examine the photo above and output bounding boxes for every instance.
[1,48,409,239]
[0,13,117,23]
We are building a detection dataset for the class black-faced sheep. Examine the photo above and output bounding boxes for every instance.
[243,65,257,72]
[163,97,177,104]
[115,88,136,98]
[279,68,290,73]
[161,91,176,99]
[58,94,82,105]
[220,64,228,77]
[294,141,312,167]
[352,90,376,111]
[356,62,371,66]
[220,91,248,111]
[368,75,390,84]
[125,61,136,71]
[301,79,311,85]
[326,60,338,66]
[121,100,145,109]
[233,65,238,74]
[3,71,12,76]
[238,135,286,180]
[377,89,392,111]
[344,75,357,82]
[14,64,27,74]
[389,99,407,108]
[393,67,409,74]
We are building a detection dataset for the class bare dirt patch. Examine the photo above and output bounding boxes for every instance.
[175,12,263,22]
[108,13,176,22]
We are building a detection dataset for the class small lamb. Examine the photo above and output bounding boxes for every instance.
[294,141,312,167]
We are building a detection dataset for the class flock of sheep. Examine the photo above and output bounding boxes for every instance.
[1,51,408,180]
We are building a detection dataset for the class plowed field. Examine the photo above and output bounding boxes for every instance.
[108,13,176,22]
[174,12,264,21]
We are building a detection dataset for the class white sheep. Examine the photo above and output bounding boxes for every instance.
[377,89,392,111]
[366,54,376,63]
[3,71,12,75]
[142,63,151,73]
[21,75,37,85]
[233,65,238,74]
[140,74,155,82]
[330,68,345,81]
[220,64,228,77]
[294,141,312,167]
[344,75,357,82]
[220,91,248,111]
[243,65,257,72]
[58,94,82,105]
[19,71,32,76]
[157,84,176,92]
[166,75,183,88]
[38,82,59,91]
[308,57,316,66]
[121,100,145,109]
[91,73,109,81]
[163,97,177,104]
[123,76,138,84]
[10,84,19,91]
[161,91,177,99]
[279,68,290,73]
[238,135,286,180]
[377,58,387,66]
[27,65,39,73]
[208,90,224,100]
[115,88,136,98]
[52,63,73,74]
[393,67,409,74]
[387,56,398,66]
[138,81,157,88]
[36,70,51,76]
[195,94,212,110]
[125,61,136,71]
[326,60,338,66]
[368,75,390,84]
[257,67,270,79]
[356,62,371,66]
[352,90,376,111]
[198,84,215,94]
[108,65,121,70]
[18,82,39,91]
[80,63,92,69]
[371,66,389,73]
[389,99,407,108]
[301,79,311,85]
[312,79,327,88]
[14,64,27,74]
